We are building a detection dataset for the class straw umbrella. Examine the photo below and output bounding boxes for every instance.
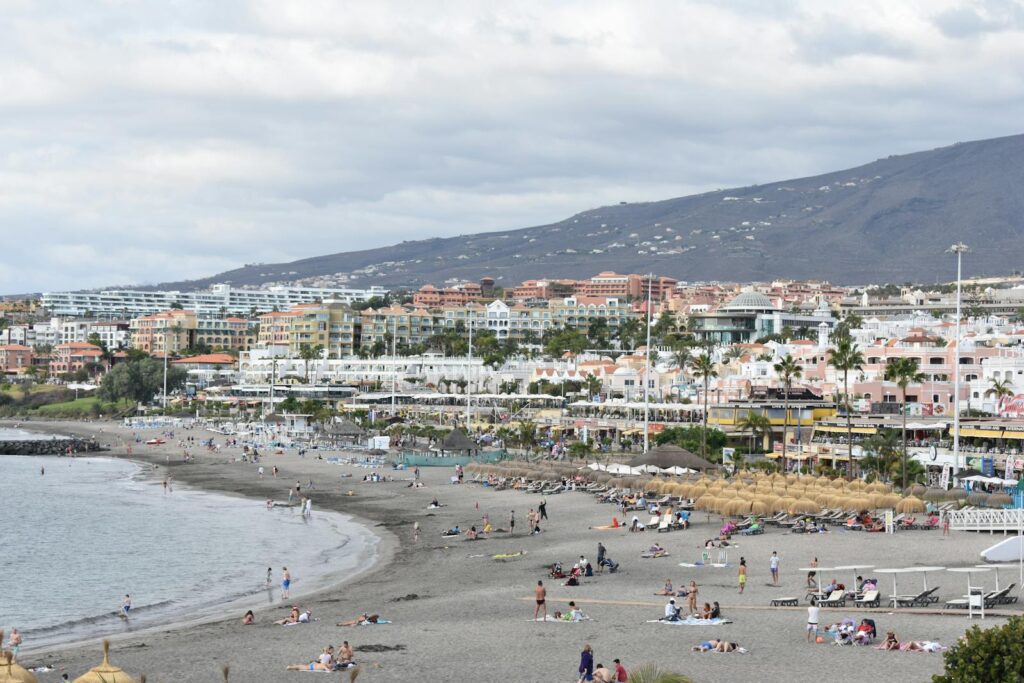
[895,496,926,514]
[73,641,137,683]
[909,484,927,496]
[967,492,992,507]
[921,488,947,503]
[989,493,1014,508]
[0,649,36,683]
[871,493,901,509]
[750,500,771,516]
[789,498,821,515]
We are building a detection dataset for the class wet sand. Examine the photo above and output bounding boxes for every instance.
[7,419,1021,682]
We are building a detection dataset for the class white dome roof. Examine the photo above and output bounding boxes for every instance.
[722,291,775,312]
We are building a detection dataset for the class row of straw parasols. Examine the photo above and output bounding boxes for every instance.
[468,461,937,515]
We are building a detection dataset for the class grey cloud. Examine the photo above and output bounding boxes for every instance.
[2,1,1024,293]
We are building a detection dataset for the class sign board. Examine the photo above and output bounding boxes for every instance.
[1005,454,1016,483]
[884,509,894,535]
[940,464,951,491]
[722,448,735,473]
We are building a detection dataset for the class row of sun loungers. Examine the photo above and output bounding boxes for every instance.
[943,584,1018,609]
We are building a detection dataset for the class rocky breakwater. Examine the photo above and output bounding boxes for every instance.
[0,437,104,455]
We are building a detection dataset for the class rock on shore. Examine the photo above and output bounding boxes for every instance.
[0,438,103,455]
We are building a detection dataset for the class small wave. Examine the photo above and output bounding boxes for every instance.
[24,599,178,637]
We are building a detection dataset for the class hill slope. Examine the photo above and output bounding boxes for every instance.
[158,134,1024,290]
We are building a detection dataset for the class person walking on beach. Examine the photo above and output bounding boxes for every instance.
[578,644,594,682]
[738,557,747,594]
[534,580,547,621]
[807,557,818,588]
[282,567,291,600]
[539,498,548,521]
[509,510,516,536]
[686,580,698,615]
[806,596,820,643]
[770,551,781,586]
[258,466,264,479]
[8,627,22,658]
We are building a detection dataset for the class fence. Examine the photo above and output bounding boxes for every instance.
[948,507,1024,533]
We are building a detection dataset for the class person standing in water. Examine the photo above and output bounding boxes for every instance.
[281,567,291,600]
[266,567,273,587]
[121,595,132,618]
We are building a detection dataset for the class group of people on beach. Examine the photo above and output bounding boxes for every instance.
[285,641,357,673]
[577,645,629,682]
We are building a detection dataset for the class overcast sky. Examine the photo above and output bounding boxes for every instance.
[3,0,1023,294]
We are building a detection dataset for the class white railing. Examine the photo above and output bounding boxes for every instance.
[948,508,1024,533]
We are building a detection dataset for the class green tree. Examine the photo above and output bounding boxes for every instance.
[671,345,691,377]
[584,374,602,399]
[723,345,745,364]
[651,311,676,344]
[542,327,588,357]
[773,354,803,464]
[861,430,900,482]
[517,421,537,452]
[654,425,726,457]
[985,377,1014,416]
[933,615,1024,682]
[586,317,611,348]
[691,353,717,460]
[829,333,865,477]
[299,343,324,383]
[737,409,772,455]
[98,357,185,404]
[616,318,644,351]
[884,357,926,491]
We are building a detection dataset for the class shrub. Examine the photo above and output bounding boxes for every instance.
[627,665,693,683]
[933,616,1024,682]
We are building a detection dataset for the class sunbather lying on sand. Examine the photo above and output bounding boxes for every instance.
[286,647,334,671]
[275,607,311,625]
[692,639,743,653]
[337,613,380,626]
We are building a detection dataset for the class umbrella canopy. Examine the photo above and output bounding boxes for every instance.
[441,429,479,453]
[895,496,926,513]
[328,418,364,437]
[628,444,717,471]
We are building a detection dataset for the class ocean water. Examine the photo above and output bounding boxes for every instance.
[0,445,377,650]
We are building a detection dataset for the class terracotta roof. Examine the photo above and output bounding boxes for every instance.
[0,344,32,351]
[171,353,237,365]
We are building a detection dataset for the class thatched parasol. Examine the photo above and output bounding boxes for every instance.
[750,500,771,516]
[921,488,947,503]
[967,492,992,507]
[1,648,37,683]
[73,641,136,683]
[895,496,926,513]
[866,481,891,493]
[989,493,1014,507]
[789,498,821,515]
[871,494,901,509]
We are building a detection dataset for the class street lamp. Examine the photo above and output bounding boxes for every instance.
[949,242,969,481]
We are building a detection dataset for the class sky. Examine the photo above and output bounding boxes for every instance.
[3,0,1024,294]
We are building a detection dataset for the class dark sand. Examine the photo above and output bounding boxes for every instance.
[7,419,1021,682]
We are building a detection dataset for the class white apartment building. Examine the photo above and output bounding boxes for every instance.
[42,283,389,318]
[238,350,485,387]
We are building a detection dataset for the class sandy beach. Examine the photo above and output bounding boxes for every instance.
[5,418,1020,682]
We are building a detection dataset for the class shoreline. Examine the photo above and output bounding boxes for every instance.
[1,451,385,657]
[6,418,1021,682]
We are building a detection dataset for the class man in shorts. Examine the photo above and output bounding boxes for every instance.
[738,557,747,594]
[770,551,780,586]
[534,580,546,621]
[806,597,820,642]
[282,567,291,600]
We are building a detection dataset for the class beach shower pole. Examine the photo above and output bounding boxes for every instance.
[950,243,968,482]
[466,317,473,429]
[643,274,653,453]
[391,314,397,415]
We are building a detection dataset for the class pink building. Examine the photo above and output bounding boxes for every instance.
[0,344,33,374]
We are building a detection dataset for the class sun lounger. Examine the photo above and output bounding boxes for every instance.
[890,587,939,607]
[818,590,847,607]
[944,589,998,609]
[657,516,671,533]
[854,590,880,608]
[997,583,1017,604]
[771,597,800,607]
[764,512,788,525]
[647,515,661,528]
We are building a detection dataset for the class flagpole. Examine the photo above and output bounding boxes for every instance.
[643,275,653,453]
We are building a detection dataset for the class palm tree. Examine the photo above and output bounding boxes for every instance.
[723,345,745,364]
[584,374,602,400]
[985,377,1015,416]
[691,353,718,460]
[773,354,803,468]
[298,343,323,384]
[861,429,900,482]
[737,409,772,455]
[829,334,865,478]
[672,345,691,376]
[884,357,926,491]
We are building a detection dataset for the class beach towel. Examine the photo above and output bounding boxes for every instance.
[493,551,526,560]
[678,562,729,568]
[641,552,669,558]
[358,619,391,625]
[529,615,592,623]
[646,617,733,626]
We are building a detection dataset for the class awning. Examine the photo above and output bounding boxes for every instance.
[959,428,1004,439]
[1003,430,1024,440]
[814,424,877,434]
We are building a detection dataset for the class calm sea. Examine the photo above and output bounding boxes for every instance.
[0,431,377,650]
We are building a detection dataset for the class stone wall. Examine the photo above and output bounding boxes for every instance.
[0,438,104,455]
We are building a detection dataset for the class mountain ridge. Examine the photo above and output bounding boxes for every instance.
[142,133,1024,291]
